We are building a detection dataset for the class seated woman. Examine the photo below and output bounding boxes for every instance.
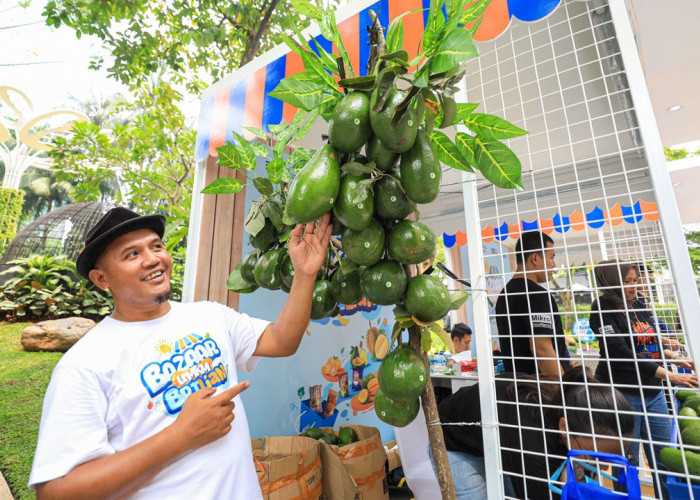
[435,367,634,499]
[591,260,697,498]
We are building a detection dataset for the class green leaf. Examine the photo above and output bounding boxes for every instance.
[472,137,523,189]
[338,75,376,91]
[294,109,319,143]
[429,28,479,74]
[420,327,433,352]
[385,9,425,54]
[244,202,266,237]
[453,103,480,124]
[266,157,286,184]
[251,142,269,157]
[227,263,259,293]
[430,131,474,172]
[201,177,244,195]
[413,65,430,88]
[262,200,284,231]
[244,126,268,141]
[216,142,241,170]
[349,178,376,205]
[437,94,456,128]
[290,0,322,20]
[232,131,256,170]
[269,77,325,111]
[391,322,404,349]
[464,113,528,140]
[341,161,375,176]
[299,45,338,91]
[253,177,274,196]
[379,50,410,67]
[372,66,407,112]
[454,132,477,165]
[460,0,492,27]
[449,291,469,311]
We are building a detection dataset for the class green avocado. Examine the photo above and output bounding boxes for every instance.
[679,406,700,432]
[333,174,374,231]
[388,220,436,265]
[320,433,340,445]
[360,260,407,306]
[330,267,363,305]
[310,280,336,320]
[684,396,700,413]
[399,128,441,204]
[405,274,451,323]
[253,249,283,290]
[280,253,295,289]
[374,388,419,428]
[240,250,259,284]
[329,92,372,153]
[365,135,398,171]
[338,427,358,446]
[286,144,341,224]
[678,390,700,402]
[659,447,700,483]
[301,428,327,439]
[682,424,700,449]
[369,87,418,153]
[373,171,415,221]
[341,218,385,266]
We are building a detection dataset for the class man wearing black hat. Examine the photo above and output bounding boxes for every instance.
[29,207,333,499]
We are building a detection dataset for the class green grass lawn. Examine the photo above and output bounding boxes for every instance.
[0,322,62,499]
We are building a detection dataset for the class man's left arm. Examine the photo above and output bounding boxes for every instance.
[253,214,332,357]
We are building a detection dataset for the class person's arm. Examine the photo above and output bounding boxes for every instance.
[527,291,565,377]
[655,366,698,388]
[35,382,249,500]
[531,337,563,377]
[254,214,332,357]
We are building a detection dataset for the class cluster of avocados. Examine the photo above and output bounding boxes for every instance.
[659,390,700,482]
[300,426,359,447]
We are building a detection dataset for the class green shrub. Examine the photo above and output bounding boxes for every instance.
[0,255,113,321]
[651,302,678,329]
[0,188,24,255]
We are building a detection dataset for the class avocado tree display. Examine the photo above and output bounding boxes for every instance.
[204,0,526,497]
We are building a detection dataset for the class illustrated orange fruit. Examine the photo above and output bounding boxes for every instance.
[358,389,371,404]
[374,335,389,360]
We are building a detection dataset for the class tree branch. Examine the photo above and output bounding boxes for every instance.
[239,0,280,67]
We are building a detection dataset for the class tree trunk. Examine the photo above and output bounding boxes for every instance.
[239,0,281,67]
[406,270,457,499]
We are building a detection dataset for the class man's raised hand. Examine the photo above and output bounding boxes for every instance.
[288,213,333,279]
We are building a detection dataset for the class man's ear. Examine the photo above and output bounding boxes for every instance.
[88,268,109,291]
[558,416,567,435]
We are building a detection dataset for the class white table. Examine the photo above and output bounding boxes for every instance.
[430,372,479,393]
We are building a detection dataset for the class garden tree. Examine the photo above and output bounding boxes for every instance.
[19,167,73,222]
[43,0,325,92]
[50,82,195,249]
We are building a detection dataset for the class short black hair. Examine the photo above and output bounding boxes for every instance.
[515,231,554,265]
[450,323,472,340]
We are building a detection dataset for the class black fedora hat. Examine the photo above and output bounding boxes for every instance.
[76,207,166,280]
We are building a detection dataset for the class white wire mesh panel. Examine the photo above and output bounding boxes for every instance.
[447,1,700,498]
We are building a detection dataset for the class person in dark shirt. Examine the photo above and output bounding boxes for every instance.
[437,367,634,499]
[496,231,571,376]
[591,260,697,498]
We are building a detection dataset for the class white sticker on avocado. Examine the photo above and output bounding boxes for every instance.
[390,196,397,202]
[358,203,364,209]
[386,282,392,288]
[354,118,360,125]
[364,242,370,248]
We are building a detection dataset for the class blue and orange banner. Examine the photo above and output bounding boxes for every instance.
[195,0,566,162]
[442,199,660,247]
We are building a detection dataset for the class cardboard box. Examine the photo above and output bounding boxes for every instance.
[252,436,323,499]
[383,440,401,472]
[318,425,389,500]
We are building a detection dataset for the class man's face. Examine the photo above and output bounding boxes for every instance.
[453,335,471,353]
[89,228,172,307]
[527,242,556,283]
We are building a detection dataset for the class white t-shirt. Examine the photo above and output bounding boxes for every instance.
[29,301,270,499]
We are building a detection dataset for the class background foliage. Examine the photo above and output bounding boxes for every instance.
[0,188,25,256]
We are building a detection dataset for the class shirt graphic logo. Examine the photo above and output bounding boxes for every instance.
[531,313,553,329]
[140,334,229,415]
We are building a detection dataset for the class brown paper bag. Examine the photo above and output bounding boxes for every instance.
[318,425,389,500]
[252,436,323,500]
